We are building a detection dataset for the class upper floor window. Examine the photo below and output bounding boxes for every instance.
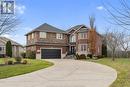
[32,33,34,39]
[79,33,87,39]
[70,35,76,42]
[40,32,46,38]
[56,33,63,39]
[28,35,31,40]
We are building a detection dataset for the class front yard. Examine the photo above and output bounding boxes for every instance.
[0,58,53,79]
[88,58,130,87]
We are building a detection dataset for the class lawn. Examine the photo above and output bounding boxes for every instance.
[88,58,130,87]
[0,58,53,79]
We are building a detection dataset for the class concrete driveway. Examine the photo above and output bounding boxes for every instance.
[0,59,117,87]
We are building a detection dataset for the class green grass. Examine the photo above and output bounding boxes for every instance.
[87,58,130,87]
[0,58,53,79]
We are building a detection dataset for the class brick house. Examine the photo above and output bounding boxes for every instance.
[25,23,102,59]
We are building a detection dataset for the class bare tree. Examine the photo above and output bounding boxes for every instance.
[88,16,97,56]
[105,29,121,61]
[0,14,20,35]
[103,0,130,29]
[119,32,130,57]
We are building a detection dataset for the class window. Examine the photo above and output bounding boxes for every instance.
[0,47,2,51]
[56,33,63,39]
[79,33,86,39]
[70,35,76,42]
[80,44,87,51]
[0,46,5,52]
[32,33,34,39]
[40,32,46,38]
[28,35,30,40]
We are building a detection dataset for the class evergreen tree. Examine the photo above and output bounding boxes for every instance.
[6,41,12,57]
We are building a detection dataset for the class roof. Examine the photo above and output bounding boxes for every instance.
[0,37,23,47]
[66,25,83,33]
[25,23,67,35]
[66,24,89,33]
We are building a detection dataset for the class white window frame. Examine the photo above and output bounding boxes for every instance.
[40,32,46,38]
[56,33,63,39]
[28,35,30,40]
[79,33,86,39]
[80,44,87,51]
[32,33,34,39]
[70,35,76,42]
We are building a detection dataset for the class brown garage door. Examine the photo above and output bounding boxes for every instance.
[41,49,61,59]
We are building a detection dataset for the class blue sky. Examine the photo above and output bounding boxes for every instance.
[2,0,120,45]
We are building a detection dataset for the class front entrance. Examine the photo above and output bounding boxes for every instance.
[70,46,76,54]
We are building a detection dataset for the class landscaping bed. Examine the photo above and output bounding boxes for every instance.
[87,58,130,87]
[0,58,53,79]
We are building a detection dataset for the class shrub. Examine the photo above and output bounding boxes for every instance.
[87,54,93,58]
[8,60,13,65]
[75,54,80,60]
[22,60,28,64]
[6,41,12,57]
[15,57,22,63]
[26,50,36,59]
[21,52,26,58]
[96,55,104,59]
[79,54,86,60]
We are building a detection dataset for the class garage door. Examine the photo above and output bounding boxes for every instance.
[41,49,61,59]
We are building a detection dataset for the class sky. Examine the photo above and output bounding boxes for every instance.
[1,0,122,45]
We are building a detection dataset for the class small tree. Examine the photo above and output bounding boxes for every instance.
[6,41,12,57]
[105,30,121,61]
[118,32,130,58]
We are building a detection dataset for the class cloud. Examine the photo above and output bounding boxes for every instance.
[15,4,26,14]
[96,6,105,10]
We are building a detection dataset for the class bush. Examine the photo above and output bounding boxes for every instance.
[22,60,28,64]
[96,55,104,59]
[75,54,80,60]
[87,54,93,58]
[8,60,13,65]
[15,57,22,63]
[26,50,36,59]
[21,52,26,58]
[79,54,86,60]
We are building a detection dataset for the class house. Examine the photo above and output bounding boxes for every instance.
[0,37,24,57]
[25,23,102,59]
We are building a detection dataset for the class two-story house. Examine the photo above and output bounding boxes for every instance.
[25,23,69,59]
[25,23,102,59]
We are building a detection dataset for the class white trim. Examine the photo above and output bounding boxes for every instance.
[56,33,63,39]
[40,32,46,38]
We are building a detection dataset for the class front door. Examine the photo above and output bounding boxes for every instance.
[70,46,75,54]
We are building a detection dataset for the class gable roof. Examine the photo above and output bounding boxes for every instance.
[0,37,23,47]
[66,24,89,33]
[66,25,83,33]
[25,23,67,35]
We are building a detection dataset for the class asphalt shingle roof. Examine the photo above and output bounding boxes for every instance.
[66,24,89,33]
[26,23,67,35]
[0,37,23,47]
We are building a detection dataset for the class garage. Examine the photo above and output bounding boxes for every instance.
[41,49,61,59]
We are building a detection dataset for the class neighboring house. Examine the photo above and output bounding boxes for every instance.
[0,37,24,57]
[25,23,102,59]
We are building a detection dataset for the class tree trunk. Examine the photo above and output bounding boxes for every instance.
[112,50,115,61]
